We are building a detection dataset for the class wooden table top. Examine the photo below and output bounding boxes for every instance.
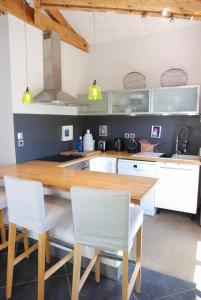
[0,161,157,204]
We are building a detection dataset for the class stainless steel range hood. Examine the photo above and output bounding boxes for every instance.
[34,32,84,106]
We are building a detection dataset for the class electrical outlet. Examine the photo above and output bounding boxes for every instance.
[18,140,24,147]
[125,133,129,138]
[130,133,135,138]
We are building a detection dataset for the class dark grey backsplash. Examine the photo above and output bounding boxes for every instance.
[81,115,201,154]
[14,114,201,163]
[14,114,84,163]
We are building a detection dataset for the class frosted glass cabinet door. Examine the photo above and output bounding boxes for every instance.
[77,92,109,114]
[111,90,149,114]
[152,86,198,113]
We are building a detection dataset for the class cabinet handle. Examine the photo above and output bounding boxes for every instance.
[160,167,191,171]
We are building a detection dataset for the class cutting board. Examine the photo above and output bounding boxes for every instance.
[60,150,100,157]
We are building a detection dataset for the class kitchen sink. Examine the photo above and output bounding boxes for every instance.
[171,154,200,161]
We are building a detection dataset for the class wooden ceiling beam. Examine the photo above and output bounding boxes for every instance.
[45,8,77,34]
[0,0,89,52]
[40,0,201,20]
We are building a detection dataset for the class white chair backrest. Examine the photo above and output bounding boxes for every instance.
[71,187,131,251]
[4,176,45,231]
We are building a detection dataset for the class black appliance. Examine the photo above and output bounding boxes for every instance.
[114,138,123,152]
[37,154,82,163]
[98,140,107,151]
[126,139,140,153]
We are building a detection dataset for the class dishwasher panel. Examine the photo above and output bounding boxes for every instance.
[118,159,156,216]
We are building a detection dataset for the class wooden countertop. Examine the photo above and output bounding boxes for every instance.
[0,161,157,205]
[58,150,201,167]
[100,151,201,165]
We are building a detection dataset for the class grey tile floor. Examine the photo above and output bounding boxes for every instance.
[0,242,201,300]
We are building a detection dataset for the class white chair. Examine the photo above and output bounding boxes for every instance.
[70,187,143,300]
[0,183,33,259]
[0,185,7,249]
[4,176,74,300]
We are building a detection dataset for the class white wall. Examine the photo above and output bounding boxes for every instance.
[87,24,201,91]
[0,15,16,164]
[61,42,88,97]
[8,14,78,115]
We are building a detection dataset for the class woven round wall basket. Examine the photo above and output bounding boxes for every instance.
[160,68,188,87]
[123,72,146,90]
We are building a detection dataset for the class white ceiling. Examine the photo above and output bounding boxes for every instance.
[61,10,199,45]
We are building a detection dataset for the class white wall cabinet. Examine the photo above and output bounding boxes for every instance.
[77,92,110,115]
[151,86,199,114]
[77,85,200,115]
[90,157,117,173]
[155,162,199,214]
[111,89,150,114]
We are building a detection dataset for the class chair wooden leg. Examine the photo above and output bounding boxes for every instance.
[136,225,142,294]
[6,223,16,299]
[95,249,100,283]
[22,228,29,258]
[0,209,6,243]
[45,232,50,264]
[38,233,46,300]
[72,243,82,300]
[122,250,129,300]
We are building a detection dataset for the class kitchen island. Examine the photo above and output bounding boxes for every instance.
[0,160,157,205]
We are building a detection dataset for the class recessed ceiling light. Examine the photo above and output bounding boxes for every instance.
[161,8,169,17]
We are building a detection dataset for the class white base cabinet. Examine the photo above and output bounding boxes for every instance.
[90,157,117,173]
[155,162,199,214]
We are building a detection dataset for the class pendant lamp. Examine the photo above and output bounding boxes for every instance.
[22,1,33,104]
[88,13,102,101]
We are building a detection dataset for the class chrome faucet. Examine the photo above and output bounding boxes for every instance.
[175,127,190,154]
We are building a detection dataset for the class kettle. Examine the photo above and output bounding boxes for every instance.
[114,138,123,152]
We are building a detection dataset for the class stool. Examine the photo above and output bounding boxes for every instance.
[4,176,74,300]
[0,186,7,249]
[71,187,143,300]
[0,186,29,252]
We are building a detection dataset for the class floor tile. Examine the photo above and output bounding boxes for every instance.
[158,289,201,300]
[0,251,66,288]
[135,267,195,300]
[0,275,70,300]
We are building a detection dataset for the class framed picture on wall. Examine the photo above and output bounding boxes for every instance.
[99,125,108,137]
[151,125,161,139]
[61,125,73,141]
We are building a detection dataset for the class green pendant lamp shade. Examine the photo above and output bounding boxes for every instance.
[22,87,33,104]
[88,80,102,100]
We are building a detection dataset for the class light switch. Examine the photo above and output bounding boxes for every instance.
[17,132,24,140]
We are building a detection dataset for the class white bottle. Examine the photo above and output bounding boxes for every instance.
[83,129,95,151]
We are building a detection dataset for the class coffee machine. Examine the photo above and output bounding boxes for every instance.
[126,138,140,153]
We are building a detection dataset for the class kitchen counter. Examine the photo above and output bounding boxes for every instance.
[0,161,157,205]
[58,150,201,167]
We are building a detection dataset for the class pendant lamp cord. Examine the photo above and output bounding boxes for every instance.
[23,1,29,88]
[93,11,95,46]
